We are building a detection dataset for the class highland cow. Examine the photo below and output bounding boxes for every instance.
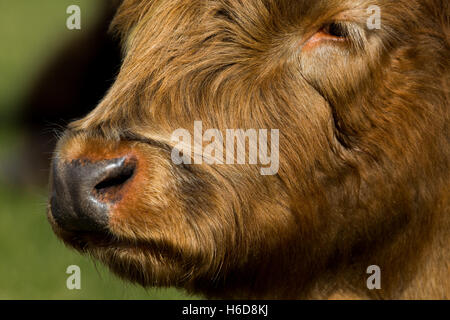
[48,0,449,299]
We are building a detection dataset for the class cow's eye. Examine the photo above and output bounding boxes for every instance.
[322,22,349,39]
[302,21,365,52]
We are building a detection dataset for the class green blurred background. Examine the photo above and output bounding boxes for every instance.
[0,0,191,299]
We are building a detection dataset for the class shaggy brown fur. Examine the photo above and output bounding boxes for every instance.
[48,0,449,299]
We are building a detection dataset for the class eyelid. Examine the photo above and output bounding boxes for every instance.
[302,26,348,52]
[302,22,366,52]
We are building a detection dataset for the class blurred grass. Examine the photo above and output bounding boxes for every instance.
[0,185,193,299]
[0,0,103,162]
[0,0,102,116]
[0,1,192,299]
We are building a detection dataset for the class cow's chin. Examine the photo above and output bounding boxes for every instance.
[48,212,191,288]
[87,241,187,288]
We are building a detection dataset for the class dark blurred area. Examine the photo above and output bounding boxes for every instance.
[14,0,122,187]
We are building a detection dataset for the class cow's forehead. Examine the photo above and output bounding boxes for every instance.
[111,0,389,41]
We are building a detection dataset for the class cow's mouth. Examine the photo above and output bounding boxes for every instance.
[48,210,189,286]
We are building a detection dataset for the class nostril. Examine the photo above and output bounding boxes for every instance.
[93,157,136,200]
[94,161,135,194]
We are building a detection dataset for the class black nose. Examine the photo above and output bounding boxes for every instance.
[50,156,136,232]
